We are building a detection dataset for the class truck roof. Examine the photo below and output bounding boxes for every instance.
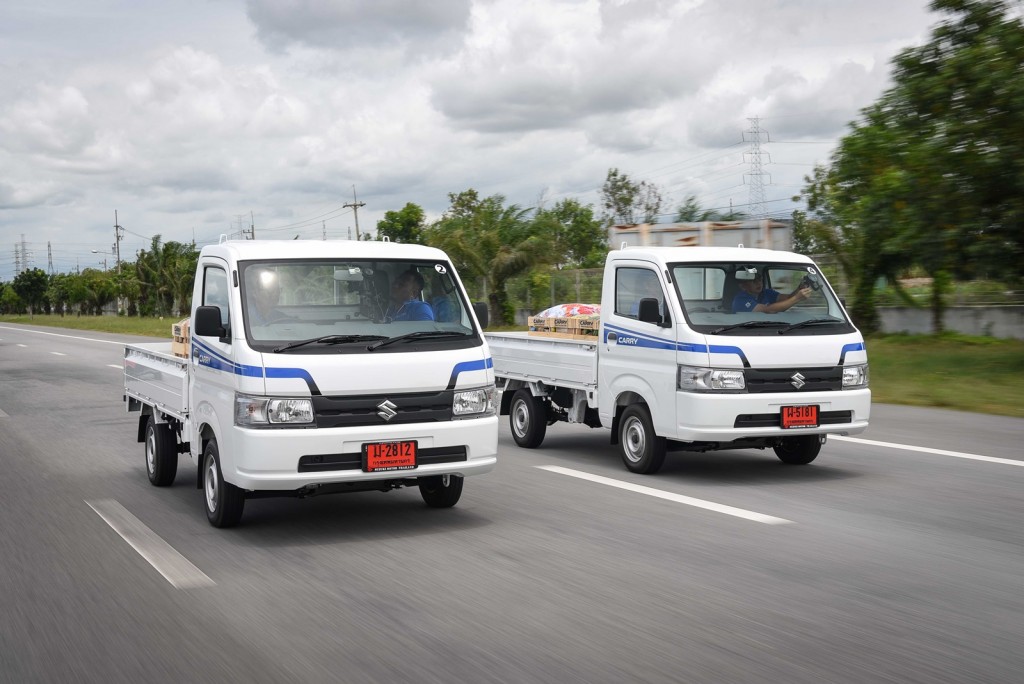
[607,245,814,264]
[199,238,451,263]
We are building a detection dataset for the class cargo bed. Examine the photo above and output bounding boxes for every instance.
[124,342,189,421]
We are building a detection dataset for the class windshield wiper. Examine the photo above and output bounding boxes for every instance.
[777,318,844,335]
[710,321,788,335]
[274,334,387,353]
[367,331,472,351]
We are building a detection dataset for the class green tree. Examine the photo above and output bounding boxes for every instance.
[12,268,49,315]
[47,272,74,315]
[376,203,427,244]
[135,237,198,316]
[533,198,607,268]
[802,0,1024,333]
[0,283,22,314]
[600,168,663,226]
[425,190,551,325]
[675,194,748,222]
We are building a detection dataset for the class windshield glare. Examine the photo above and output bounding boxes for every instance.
[670,261,851,333]
[240,259,477,350]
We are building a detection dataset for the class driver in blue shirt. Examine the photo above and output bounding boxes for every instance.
[386,269,435,321]
[732,267,811,313]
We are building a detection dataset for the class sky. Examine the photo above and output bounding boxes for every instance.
[0,0,940,281]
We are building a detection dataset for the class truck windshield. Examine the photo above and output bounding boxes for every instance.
[239,259,480,352]
[669,261,855,335]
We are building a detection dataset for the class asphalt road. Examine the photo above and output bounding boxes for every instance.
[2,322,1023,684]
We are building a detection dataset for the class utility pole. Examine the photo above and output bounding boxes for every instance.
[250,211,256,240]
[47,242,53,274]
[343,185,365,240]
[114,211,124,313]
[322,221,327,241]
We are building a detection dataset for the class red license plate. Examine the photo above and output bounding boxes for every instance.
[781,405,819,429]
[363,441,417,472]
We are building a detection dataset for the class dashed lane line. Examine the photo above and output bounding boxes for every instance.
[0,325,124,345]
[537,465,793,525]
[832,435,1024,467]
[86,499,215,589]
[50,351,66,356]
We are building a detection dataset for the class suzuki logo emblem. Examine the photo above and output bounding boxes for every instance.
[377,399,398,421]
[791,372,806,389]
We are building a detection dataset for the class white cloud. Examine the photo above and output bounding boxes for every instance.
[0,0,939,279]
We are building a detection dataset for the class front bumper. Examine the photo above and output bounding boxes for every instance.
[225,415,498,490]
[674,389,870,442]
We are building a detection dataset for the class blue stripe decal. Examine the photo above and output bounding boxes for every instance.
[603,324,750,366]
[447,358,493,390]
[839,342,865,365]
[708,345,750,367]
[603,324,677,351]
[192,338,320,394]
[265,367,321,395]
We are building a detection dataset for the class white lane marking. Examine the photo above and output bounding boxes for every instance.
[0,325,124,346]
[108,364,122,369]
[832,436,1024,467]
[50,351,66,356]
[0,408,9,418]
[537,465,793,525]
[85,500,215,589]
[16,343,27,347]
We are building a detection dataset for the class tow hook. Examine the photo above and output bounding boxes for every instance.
[442,474,450,487]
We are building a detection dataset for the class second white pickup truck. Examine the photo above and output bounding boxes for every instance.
[486,246,870,473]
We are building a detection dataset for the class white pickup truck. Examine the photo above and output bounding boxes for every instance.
[486,246,870,473]
[124,238,497,527]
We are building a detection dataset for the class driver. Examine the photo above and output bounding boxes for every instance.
[732,267,812,313]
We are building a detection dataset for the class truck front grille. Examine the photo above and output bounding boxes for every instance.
[311,390,455,428]
[298,446,468,472]
[743,367,843,393]
[734,410,853,428]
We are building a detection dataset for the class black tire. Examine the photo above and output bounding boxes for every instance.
[203,439,245,528]
[509,389,547,448]
[145,417,178,487]
[419,475,464,508]
[774,435,821,464]
[618,404,666,474]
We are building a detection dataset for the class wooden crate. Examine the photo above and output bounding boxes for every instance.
[171,318,190,358]
[527,316,599,340]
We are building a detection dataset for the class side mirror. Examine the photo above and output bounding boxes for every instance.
[473,301,489,329]
[194,305,228,342]
[638,298,661,324]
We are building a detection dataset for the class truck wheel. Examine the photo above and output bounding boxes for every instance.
[419,475,464,508]
[619,404,666,474]
[145,417,178,487]
[203,439,245,528]
[510,389,547,448]
[774,436,821,464]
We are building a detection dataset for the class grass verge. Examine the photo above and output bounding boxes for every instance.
[3,316,1022,418]
[865,333,1024,418]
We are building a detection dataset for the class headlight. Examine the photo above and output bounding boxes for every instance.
[842,364,869,389]
[678,365,746,392]
[453,385,496,418]
[235,393,314,426]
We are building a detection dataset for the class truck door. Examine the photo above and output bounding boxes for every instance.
[190,260,234,449]
[600,263,677,436]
